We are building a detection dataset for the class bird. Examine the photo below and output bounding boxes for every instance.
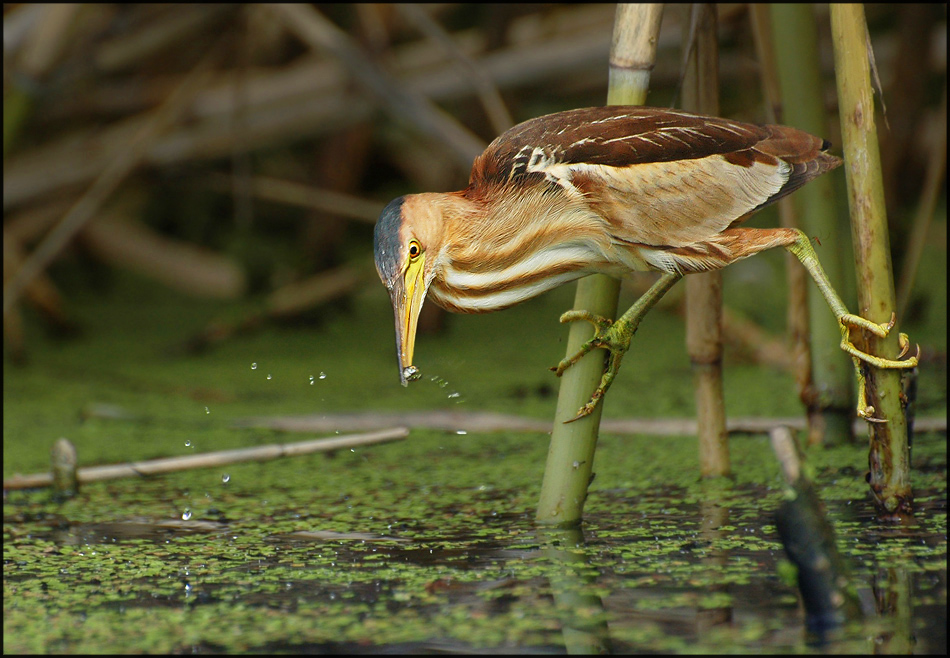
[373,106,917,422]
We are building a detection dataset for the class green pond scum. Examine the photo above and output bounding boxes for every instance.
[4,249,947,653]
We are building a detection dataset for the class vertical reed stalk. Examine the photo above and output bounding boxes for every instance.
[771,4,855,446]
[536,3,664,526]
[830,4,914,517]
[682,4,729,477]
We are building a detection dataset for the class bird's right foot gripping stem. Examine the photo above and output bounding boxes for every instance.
[838,312,919,422]
[786,232,919,421]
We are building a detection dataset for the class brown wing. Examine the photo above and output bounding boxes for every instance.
[468,107,840,248]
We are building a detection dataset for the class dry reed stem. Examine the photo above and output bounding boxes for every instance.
[395,4,514,134]
[270,4,485,170]
[3,428,409,491]
[682,3,728,477]
[4,11,615,210]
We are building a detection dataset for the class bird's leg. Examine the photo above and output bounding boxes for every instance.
[785,230,919,421]
[552,272,682,421]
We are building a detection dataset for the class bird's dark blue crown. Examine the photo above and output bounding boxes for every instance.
[373,196,406,282]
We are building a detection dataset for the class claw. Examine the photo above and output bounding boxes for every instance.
[895,334,920,362]
[885,311,897,333]
[897,333,910,359]
[857,401,887,423]
[565,398,600,423]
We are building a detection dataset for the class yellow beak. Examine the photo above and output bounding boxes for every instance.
[390,254,426,386]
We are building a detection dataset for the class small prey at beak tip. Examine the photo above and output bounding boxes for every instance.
[401,365,421,386]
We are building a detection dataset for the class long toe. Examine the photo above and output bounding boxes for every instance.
[839,312,895,339]
[559,310,614,331]
[839,322,919,370]
[551,337,603,377]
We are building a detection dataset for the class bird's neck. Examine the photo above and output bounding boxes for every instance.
[426,185,618,313]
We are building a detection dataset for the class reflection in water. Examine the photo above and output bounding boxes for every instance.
[538,525,612,654]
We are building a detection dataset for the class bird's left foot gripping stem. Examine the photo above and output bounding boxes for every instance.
[551,311,629,422]
[551,272,682,422]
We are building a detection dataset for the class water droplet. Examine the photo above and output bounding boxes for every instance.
[251,362,258,370]
[319,372,327,380]
[447,392,460,399]
[455,430,467,435]
[402,365,421,382]
[572,460,580,469]
[221,474,230,484]
[266,374,272,380]
[181,509,192,521]
[204,406,210,414]
[184,440,192,448]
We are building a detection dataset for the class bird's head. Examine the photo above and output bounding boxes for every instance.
[373,194,447,386]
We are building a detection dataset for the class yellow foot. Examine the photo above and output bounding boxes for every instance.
[550,310,630,423]
[550,311,613,377]
[838,312,920,369]
[840,312,920,422]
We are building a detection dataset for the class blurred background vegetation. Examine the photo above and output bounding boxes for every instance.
[3,3,945,404]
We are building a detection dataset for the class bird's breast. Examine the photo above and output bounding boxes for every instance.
[428,238,634,313]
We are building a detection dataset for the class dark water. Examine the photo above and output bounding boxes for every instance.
[4,432,946,654]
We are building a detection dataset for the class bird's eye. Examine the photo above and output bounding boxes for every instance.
[408,240,421,260]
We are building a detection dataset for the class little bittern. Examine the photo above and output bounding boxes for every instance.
[373,106,917,421]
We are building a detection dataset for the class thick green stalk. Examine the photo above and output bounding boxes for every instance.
[830,4,913,517]
[536,4,664,526]
[771,4,855,446]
